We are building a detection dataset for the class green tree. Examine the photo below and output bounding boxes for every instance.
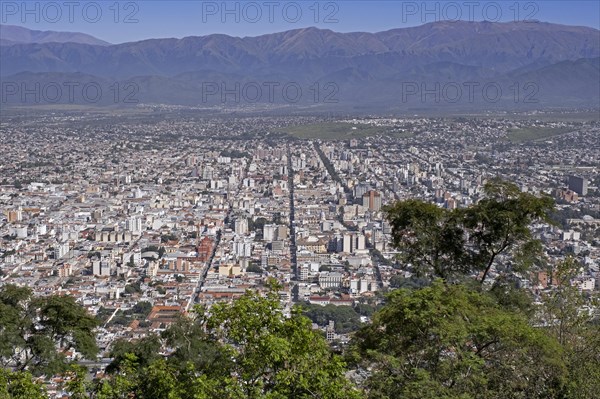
[488,274,535,316]
[63,365,90,399]
[207,284,361,398]
[301,303,362,333]
[94,353,139,399]
[107,334,162,373]
[249,217,267,233]
[37,295,98,359]
[389,274,430,290]
[462,179,554,283]
[161,309,232,377]
[385,179,554,283]
[351,281,566,399]
[0,285,98,375]
[540,258,600,398]
[0,285,32,370]
[354,303,376,318]
[132,301,153,317]
[124,282,142,295]
[0,369,47,399]
[96,283,360,398]
[385,199,467,280]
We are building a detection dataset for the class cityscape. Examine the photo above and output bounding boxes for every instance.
[1,109,599,395]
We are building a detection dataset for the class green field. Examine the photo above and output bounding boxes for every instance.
[283,122,412,140]
[506,126,574,142]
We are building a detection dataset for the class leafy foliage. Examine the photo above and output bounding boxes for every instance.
[386,199,467,279]
[301,303,362,333]
[539,258,600,398]
[204,285,361,398]
[0,369,47,399]
[351,281,567,399]
[107,334,162,373]
[385,179,554,283]
[79,283,361,398]
[0,285,98,375]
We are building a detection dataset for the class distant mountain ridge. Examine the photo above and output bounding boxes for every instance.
[0,24,110,46]
[1,21,598,110]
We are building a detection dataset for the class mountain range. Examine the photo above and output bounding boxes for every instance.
[0,24,110,46]
[1,22,599,110]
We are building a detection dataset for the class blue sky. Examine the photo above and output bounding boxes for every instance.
[1,1,599,43]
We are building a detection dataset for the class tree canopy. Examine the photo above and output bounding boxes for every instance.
[350,281,567,399]
[385,179,554,283]
[54,282,361,399]
[300,303,362,333]
[0,285,98,376]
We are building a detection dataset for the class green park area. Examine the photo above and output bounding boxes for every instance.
[506,126,574,142]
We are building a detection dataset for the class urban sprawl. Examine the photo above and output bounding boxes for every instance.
[1,111,599,395]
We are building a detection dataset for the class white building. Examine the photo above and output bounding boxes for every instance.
[92,260,112,277]
[235,218,248,235]
[54,242,70,259]
[318,272,343,289]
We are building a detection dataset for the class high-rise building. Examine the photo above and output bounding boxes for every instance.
[6,207,22,223]
[326,320,336,342]
[342,232,366,254]
[197,236,214,262]
[235,217,248,235]
[362,190,382,211]
[343,233,353,253]
[234,239,252,257]
[54,242,70,260]
[354,183,370,199]
[568,176,588,196]
[263,224,277,242]
[299,263,309,281]
[319,272,343,289]
[126,216,143,234]
[58,264,72,278]
[92,260,112,276]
